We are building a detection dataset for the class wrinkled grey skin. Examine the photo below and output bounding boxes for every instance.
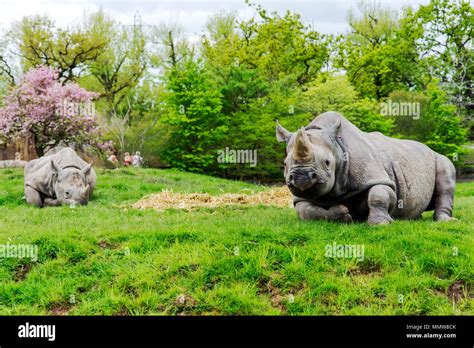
[276,112,456,225]
[24,148,96,207]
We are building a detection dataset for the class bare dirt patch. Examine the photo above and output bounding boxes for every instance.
[175,294,197,307]
[13,263,32,281]
[447,280,470,303]
[112,307,130,316]
[98,239,119,249]
[49,300,73,316]
[50,306,70,316]
[98,240,108,249]
[257,276,287,311]
[347,260,382,276]
[133,187,293,211]
[174,294,197,315]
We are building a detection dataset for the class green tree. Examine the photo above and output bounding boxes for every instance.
[339,2,423,99]
[123,79,165,166]
[415,0,473,132]
[149,23,193,70]
[198,7,332,179]
[11,14,107,83]
[388,85,467,157]
[204,5,331,85]
[161,60,227,173]
[0,35,15,87]
[85,10,147,117]
[300,75,393,133]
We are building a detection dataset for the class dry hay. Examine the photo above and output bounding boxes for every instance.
[133,186,293,211]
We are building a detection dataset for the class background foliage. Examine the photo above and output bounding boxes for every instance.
[0,0,471,178]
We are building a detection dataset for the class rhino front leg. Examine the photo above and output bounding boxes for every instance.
[295,202,352,223]
[367,185,396,225]
[25,186,43,207]
[44,198,61,207]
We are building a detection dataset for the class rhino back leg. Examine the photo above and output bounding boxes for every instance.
[87,169,97,197]
[25,186,43,207]
[433,154,456,221]
[367,185,396,225]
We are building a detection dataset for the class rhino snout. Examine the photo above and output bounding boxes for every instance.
[287,169,324,191]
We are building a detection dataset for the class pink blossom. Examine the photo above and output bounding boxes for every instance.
[0,66,103,153]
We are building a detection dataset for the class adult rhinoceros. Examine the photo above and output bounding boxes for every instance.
[276,112,456,225]
[24,148,96,207]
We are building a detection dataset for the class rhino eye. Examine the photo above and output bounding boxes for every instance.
[65,191,70,196]
[325,160,330,166]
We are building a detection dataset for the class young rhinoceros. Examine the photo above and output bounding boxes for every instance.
[24,148,96,207]
[276,112,456,225]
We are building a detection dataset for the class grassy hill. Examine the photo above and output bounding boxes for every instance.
[0,168,472,315]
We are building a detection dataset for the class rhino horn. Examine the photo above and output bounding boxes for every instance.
[292,127,313,161]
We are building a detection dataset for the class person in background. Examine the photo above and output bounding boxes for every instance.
[107,154,119,168]
[132,151,143,168]
[123,152,133,167]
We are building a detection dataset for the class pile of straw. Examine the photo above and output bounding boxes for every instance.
[133,186,293,211]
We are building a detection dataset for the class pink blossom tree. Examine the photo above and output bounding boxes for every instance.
[0,66,102,155]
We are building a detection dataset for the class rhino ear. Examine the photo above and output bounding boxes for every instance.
[82,184,90,198]
[328,118,341,137]
[292,127,313,161]
[276,120,292,143]
[50,160,61,174]
[83,162,93,176]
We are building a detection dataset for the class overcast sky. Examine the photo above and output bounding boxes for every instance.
[0,0,431,37]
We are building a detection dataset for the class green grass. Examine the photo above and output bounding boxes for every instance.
[0,167,472,315]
